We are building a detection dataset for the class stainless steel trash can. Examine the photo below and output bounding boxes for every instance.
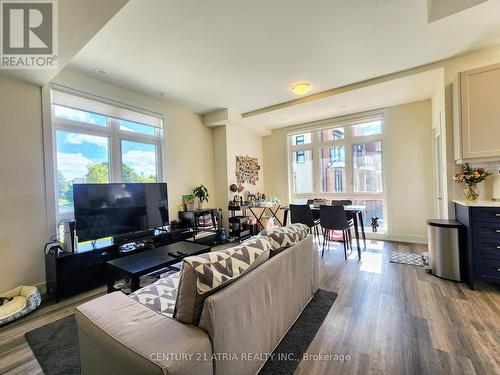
[427,219,464,281]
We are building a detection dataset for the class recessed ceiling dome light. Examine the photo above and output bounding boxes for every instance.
[290,82,312,96]
[95,68,109,76]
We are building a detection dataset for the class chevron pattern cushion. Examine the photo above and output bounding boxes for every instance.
[259,223,309,255]
[129,272,180,318]
[174,236,271,325]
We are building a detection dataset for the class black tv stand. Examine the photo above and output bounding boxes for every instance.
[112,229,157,245]
[45,226,194,302]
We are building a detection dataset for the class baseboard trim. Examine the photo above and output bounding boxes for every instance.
[379,234,427,244]
[363,232,428,245]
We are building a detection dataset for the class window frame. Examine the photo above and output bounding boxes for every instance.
[287,110,388,231]
[48,93,164,222]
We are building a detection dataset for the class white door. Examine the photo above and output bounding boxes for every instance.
[433,114,446,219]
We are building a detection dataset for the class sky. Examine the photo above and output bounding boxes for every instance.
[54,105,158,181]
[56,130,157,181]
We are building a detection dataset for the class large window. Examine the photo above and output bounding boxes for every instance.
[292,149,314,193]
[288,115,386,231]
[51,90,163,216]
[121,140,158,183]
[352,141,382,193]
[320,146,345,193]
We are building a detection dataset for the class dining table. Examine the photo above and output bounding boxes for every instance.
[280,204,367,250]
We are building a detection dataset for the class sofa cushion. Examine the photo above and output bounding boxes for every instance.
[174,236,271,325]
[128,272,180,318]
[76,292,213,375]
[259,223,309,255]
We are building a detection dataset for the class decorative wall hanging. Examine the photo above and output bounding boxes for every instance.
[235,156,260,185]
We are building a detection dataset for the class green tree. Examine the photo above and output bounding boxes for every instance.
[85,163,155,183]
[122,164,155,183]
[86,162,109,183]
[58,171,73,201]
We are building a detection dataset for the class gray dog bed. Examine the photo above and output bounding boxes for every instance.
[0,285,41,326]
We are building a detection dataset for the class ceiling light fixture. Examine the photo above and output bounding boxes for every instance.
[290,82,312,96]
[95,68,109,76]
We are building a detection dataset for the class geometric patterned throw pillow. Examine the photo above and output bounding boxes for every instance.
[174,236,271,325]
[259,223,309,255]
[128,272,180,318]
[187,237,271,294]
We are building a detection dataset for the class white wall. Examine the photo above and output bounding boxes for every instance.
[225,123,264,195]
[0,69,216,291]
[263,127,288,204]
[0,75,48,290]
[385,100,434,243]
[213,126,229,225]
[212,122,264,228]
[431,82,447,218]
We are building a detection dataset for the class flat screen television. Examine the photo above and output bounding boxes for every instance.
[73,183,168,242]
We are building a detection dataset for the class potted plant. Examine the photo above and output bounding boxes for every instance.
[453,163,491,202]
[193,185,210,209]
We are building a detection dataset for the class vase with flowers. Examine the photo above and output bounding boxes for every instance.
[453,163,491,202]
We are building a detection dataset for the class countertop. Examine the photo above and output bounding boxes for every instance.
[453,199,500,207]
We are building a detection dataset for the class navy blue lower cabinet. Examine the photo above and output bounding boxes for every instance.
[455,202,500,289]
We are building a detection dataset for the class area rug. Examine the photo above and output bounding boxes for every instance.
[26,289,336,375]
[258,289,337,375]
[390,251,424,266]
[25,315,79,375]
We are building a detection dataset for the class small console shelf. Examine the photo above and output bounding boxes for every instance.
[228,205,251,241]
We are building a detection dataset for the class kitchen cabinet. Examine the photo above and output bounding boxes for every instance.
[453,63,500,161]
[454,200,500,289]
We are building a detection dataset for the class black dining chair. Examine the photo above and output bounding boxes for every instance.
[320,205,357,260]
[331,200,355,224]
[290,204,321,239]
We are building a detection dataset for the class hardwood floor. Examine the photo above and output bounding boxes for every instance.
[297,240,500,375]
[0,239,499,375]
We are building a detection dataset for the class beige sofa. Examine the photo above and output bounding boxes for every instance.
[76,230,319,375]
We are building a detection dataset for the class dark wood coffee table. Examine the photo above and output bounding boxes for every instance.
[106,241,211,293]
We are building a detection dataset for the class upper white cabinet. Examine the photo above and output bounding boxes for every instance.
[454,63,500,160]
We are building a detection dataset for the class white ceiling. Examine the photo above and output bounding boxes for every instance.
[68,0,500,120]
[241,68,444,132]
